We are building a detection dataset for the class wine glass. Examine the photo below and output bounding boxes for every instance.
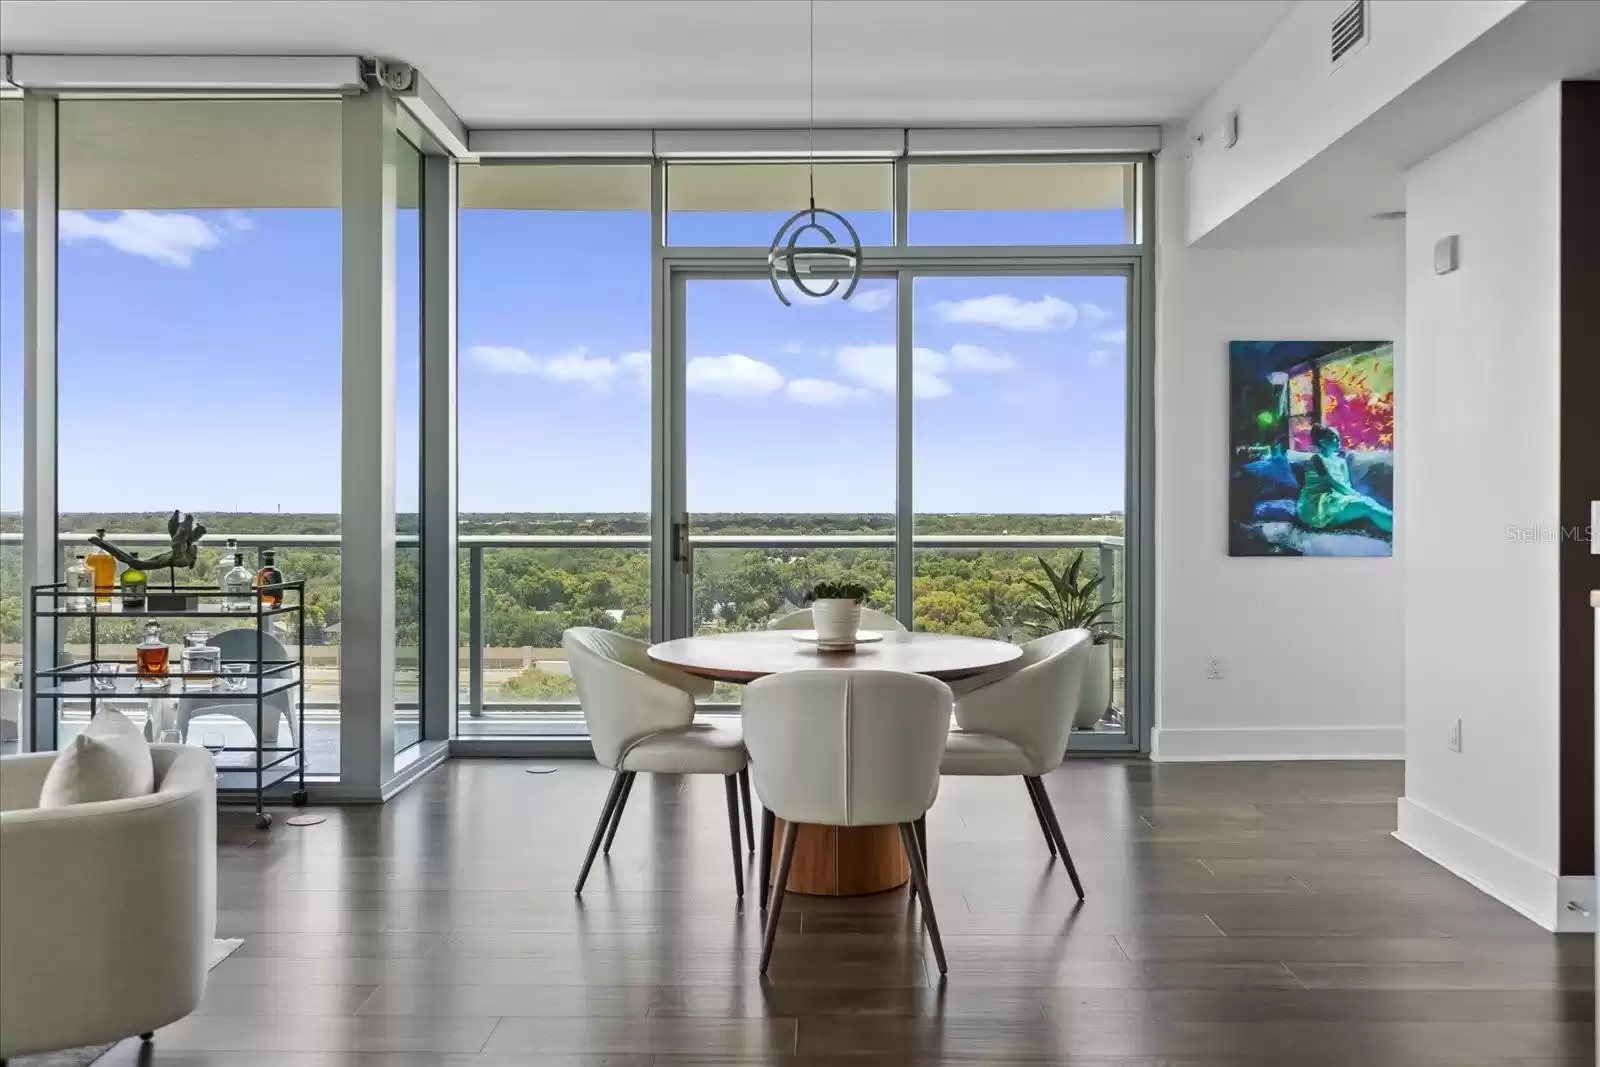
[200,729,227,781]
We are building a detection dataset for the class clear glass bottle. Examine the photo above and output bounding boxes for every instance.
[86,531,117,603]
[65,554,92,612]
[254,549,284,609]
[212,538,239,608]
[135,621,170,689]
[223,553,254,612]
[181,631,220,690]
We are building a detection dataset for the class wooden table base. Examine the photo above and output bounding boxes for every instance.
[770,819,909,896]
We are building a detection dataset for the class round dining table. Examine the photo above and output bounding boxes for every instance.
[648,629,1022,898]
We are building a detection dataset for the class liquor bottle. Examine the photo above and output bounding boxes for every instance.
[65,554,92,612]
[135,620,170,689]
[254,549,285,609]
[86,531,117,604]
[121,565,147,610]
[223,553,254,612]
[212,538,239,608]
[181,631,220,690]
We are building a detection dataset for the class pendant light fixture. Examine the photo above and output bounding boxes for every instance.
[767,0,862,306]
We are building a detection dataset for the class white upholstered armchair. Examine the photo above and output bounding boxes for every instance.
[563,627,752,897]
[939,628,1093,898]
[0,745,217,1060]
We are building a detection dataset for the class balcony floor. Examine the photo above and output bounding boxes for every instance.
[67,757,1596,1065]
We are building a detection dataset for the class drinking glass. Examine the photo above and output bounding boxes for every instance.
[201,729,227,780]
[90,662,120,693]
[220,662,251,692]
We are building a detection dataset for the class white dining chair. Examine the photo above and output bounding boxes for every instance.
[937,628,1093,899]
[563,627,752,897]
[741,669,953,975]
[766,606,906,632]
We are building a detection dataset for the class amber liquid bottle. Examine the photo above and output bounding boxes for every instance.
[86,529,117,603]
[136,621,170,677]
[254,549,285,609]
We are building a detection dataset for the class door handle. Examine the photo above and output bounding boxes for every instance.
[672,519,692,576]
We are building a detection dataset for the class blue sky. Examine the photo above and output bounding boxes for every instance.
[1,203,1127,517]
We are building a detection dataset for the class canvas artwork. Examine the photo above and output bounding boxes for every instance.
[1228,340,1395,557]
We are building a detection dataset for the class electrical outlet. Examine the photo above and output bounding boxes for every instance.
[1206,657,1224,680]
[1448,718,1462,753]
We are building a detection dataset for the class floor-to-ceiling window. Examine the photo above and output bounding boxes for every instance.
[0,100,21,754]
[455,163,652,735]
[52,99,344,769]
[394,126,422,755]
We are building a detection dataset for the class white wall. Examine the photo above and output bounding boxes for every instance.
[1396,86,1564,927]
[1186,0,1521,244]
[1155,142,1407,760]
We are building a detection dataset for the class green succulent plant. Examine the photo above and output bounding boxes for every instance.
[805,580,871,604]
[1022,553,1121,645]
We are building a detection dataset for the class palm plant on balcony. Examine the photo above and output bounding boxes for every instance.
[1022,553,1120,729]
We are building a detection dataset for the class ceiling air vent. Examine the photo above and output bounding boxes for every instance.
[1331,0,1369,70]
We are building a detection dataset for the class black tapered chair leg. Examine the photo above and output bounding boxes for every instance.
[901,822,948,975]
[758,807,775,910]
[760,821,799,974]
[1029,775,1085,900]
[737,767,755,853]
[139,1032,154,1041]
[574,770,628,895]
[913,814,928,866]
[602,772,636,855]
[723,775,745,898]
[1023,776,1057,856]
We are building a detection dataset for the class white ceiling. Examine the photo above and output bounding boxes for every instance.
[0,0,1294,128]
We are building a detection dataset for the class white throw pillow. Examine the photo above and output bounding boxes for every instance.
[39,708,156,807]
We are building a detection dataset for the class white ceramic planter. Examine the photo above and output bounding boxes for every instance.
[1074,640,1113,729]
[811,599,862,650]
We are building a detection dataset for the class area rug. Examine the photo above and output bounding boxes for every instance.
[8,939,244,1067]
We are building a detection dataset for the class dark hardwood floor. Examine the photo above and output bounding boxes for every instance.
[92,758,1592,1066]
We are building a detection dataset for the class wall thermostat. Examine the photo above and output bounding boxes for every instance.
[1433,234,1459,275]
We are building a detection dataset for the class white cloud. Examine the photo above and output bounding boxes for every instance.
[786,378,859,406]
[1079,302,1111,323]
[847,288,894,313]
[1087,349,1115,369]
[57,210,223,267]
[836,344,952,400]
[782,341,805,356]
[0,210,21,234]
[1096,327,1127,345]
[222,210,255,232]
[949,344,1016,372]
[933,294,1077,332]
[686,353,785,398]
[619,350,652,390]
[467,344,650,392]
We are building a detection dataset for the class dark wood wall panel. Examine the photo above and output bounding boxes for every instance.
[1559,80,1599,876]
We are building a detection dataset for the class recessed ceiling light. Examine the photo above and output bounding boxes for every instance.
[1372,210,1407,221]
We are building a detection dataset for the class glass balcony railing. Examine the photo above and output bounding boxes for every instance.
[6,530,1127,748]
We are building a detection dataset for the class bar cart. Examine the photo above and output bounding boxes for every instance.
[29,578,309,828]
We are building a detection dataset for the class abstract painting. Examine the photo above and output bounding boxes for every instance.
[1229,340,1394,557]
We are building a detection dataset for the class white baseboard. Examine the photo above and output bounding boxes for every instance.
[1395,796,1588,932]
[1150,725,1404,762]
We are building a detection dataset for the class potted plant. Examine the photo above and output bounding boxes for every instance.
[804,580,871,650]
[1022,554,1121,729]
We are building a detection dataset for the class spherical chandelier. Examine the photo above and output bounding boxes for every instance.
[767,0,862,307]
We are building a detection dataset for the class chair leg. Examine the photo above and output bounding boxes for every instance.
[758,807,775,911]
[574,770,628,895]
[760,821,799,974]
[737,767,755,853]
[1023,776,1057,857]
[139,1032,154,1041]
[601,772,636,855]
[900,822,948,975]
[913,814,928,866]
[723,774,745,899]
[1028,775,1085,900]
